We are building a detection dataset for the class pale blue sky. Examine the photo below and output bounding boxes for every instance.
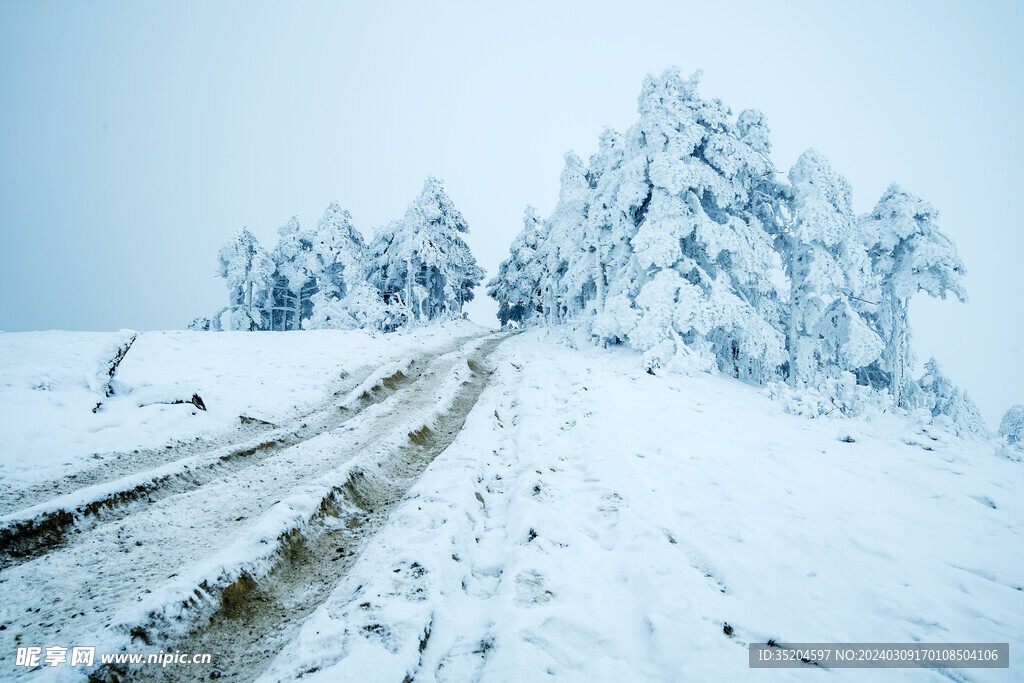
[1,0,1021,426]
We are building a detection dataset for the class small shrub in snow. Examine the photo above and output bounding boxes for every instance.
[915,358,988,438]
[765,372,878,419]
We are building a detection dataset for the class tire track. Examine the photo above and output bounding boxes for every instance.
[0,335,479,569]
[0,333,508,682]
[125,334,508,682]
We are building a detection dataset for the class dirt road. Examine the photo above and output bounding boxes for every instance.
[0,332,510,681]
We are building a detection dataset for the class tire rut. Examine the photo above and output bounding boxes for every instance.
[0,333,508,682]
[98,334,509,683]
[0,335,479,569]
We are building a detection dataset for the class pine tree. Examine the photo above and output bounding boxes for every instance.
[784,149,878,384]
[916,358,988,437]
[271,216,317,330]
[370,177,484,325]
[541,153,592,324]
[491,69,790,380]
[304,202,380,329]
[999,405,1024,446]
[608,69,786,379]
[583,128,648,321]
[487,206,546,326]
[217,229,276,331]
[862,185,967,405]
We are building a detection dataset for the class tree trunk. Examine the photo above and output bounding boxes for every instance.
[787,253,800,387]
[880,289,909,406]
[245,281,254,331]
[406,258,414,321]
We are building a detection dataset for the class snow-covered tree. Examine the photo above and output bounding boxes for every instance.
[217,229,276,331]
[601,69,787,380]
[532,152,592,324]
[305,282,387,331]
[304,202,381,329]
[999,405,1024,445]
[486,68,975,411]
[916,357,987,437]
[861,185,967,405]
[784,149,877,384]
[370,177,485,325]
[268,206,379,331]
[490,69,791,381]
[487,206,547,327]
[812,298,884,375]
[583,128,649,322]
[270,216,317,330]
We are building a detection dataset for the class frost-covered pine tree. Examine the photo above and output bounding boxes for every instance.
[540,153,592,324]
[270,216,318,330]
[487,67,972,406]
[370,177,485,326]
[784,149,879,384]
[487,206,547,327]
[311,203,367,296]
[606,69,787,379]
[304,202,383,330]
[583,128,648,323]
[217,229,276,331]
[861,185,967,405]
[999,405,1024,446]
[915,357,987,437]
[491,69,789,380]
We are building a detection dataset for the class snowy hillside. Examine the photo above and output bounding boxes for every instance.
[258,330,1024,682]
[0,328,1019,681]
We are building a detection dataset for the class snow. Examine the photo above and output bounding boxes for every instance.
[261,330,1023,682]
[0,322,485,488]
[116,337,497,646]
[2,326,1020,680]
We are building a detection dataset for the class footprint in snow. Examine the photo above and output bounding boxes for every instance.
[434,636,494,682]
[463,564,503,599]
[577,493,622,551]
[514,569,554,606]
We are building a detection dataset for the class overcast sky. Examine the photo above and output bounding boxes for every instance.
[1,0,1021,426]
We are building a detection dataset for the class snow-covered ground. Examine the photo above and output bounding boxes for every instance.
[260,330,1023,682]
[1,327,1021,681]
[0,323,484,488]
